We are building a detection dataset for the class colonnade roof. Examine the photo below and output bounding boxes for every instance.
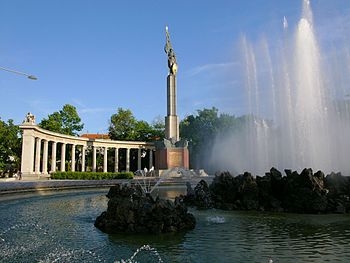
[20,124,155,149]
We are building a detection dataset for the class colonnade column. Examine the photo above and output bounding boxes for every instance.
[149,149,153,169]
[42,140,48,174]
[71,144,76,172]
[137,149,142,170]
[103,147,108,173]
[114,148,119,172]
[81,146,86,172]
[126,148,130,172]
[51,142,57,173]
[60,143,66,172]
[35,138,42,174]
[92,146,97,172]
[20,129,35,175]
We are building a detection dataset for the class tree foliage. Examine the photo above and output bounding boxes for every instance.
[39,104,84,136]
[150,116,166,140]
[0,118,21,173]
[108,108,164,141]
[109,108,137,140]
[180,107,249,170]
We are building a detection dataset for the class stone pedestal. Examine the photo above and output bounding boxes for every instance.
[155,147,189,170]
[154,139,189,171]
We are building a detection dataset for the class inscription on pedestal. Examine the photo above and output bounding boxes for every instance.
[169,151,182,167]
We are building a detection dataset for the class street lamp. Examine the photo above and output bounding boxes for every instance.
[0,66,37,80]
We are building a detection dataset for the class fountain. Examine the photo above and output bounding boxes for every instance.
[1,1,350,262]
[211,0,350,175]
[116,245,163,263]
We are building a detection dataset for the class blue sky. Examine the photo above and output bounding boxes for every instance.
[1,0,349,134]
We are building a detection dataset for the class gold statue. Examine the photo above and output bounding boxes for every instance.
[164,26,178,75]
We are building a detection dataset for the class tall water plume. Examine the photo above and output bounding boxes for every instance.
[211,0,350,175]
[293,0,329,170]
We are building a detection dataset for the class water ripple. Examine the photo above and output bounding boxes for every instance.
[1,191,350,262]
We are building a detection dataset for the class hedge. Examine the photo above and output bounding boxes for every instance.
[50,171,134,180]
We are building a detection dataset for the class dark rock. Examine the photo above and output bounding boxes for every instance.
[95,184,196,234]
[185,168,350,214]
[270,167,286,200]
[256,167,286,211]
[209,171,240,209]
[182,180,214,209]
[325,172,350,213]
[188,180,214,209]
[238,172,259,210]
[209,171,259,210]
[281,168,329,213]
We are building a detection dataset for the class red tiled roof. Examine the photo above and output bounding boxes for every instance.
[80,133,110,140]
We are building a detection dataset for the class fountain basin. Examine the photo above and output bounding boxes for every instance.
[1,186,350,262]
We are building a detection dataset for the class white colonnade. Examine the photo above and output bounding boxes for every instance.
[20,123,155,179]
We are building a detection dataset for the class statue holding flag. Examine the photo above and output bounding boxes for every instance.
[164,26,178,75]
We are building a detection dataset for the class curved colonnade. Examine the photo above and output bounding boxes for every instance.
[20,123,155,180]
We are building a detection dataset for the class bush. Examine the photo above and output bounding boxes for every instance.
[50,171,134,180]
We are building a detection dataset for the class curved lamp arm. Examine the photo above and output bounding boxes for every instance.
[0,66,37,80]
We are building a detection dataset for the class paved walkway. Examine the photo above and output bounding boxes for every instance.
[0,177,212,196]
[0,179,129,195]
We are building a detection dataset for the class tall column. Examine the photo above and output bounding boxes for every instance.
[149,149,153,169]
[71,144,76,172]
[51,141,57,173]
[114,148,119,172]
[20,129,35,175]
[126,148,130,172]
[35,138,42,174]
[81,146,86,172]
[42,140,48,174]
[165,74,179,142]
[60,143,66,172]
[103,147,108,173]
[137,149,142,170]
[92,146,97,172]
[164,27,179,142]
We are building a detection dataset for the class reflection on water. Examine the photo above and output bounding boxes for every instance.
[150,184,187,200]
[0,188,350,262]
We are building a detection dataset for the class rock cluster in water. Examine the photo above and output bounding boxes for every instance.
[183,168,350,214]
[94,183,196,234]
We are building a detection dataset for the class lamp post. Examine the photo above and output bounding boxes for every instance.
[0,66,37,80]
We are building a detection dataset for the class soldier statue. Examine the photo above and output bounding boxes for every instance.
[164,26,178,75]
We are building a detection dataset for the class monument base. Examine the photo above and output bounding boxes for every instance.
[155,147,189,170]
[155,168,208,177]
[154,139,189,171]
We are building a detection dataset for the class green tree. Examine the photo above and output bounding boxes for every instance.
[134,120,154,141]
[180,107,249,170]
[150,116,165,141]
[39,104,84,136]
[109,108,164,142]
[109,108,137,140]
[180,107,220,168]
[0,118,21,174]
